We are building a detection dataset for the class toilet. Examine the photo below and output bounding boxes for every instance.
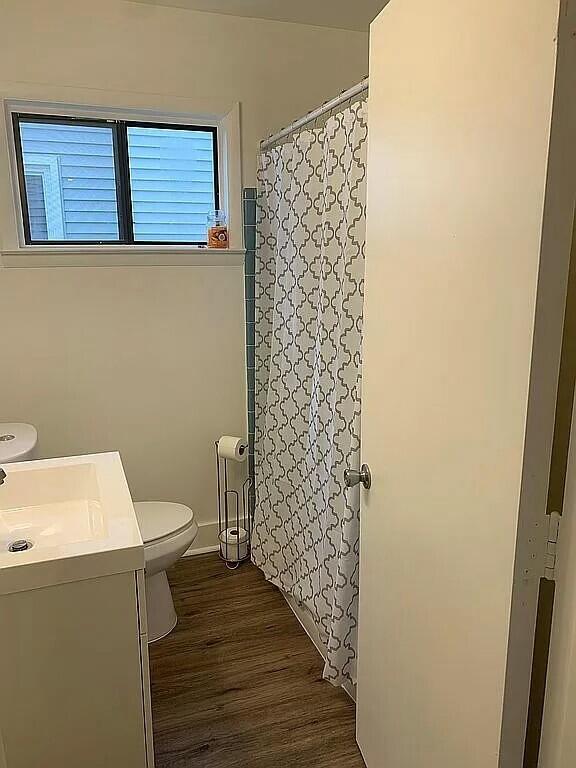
[0,423,38,463]
[133,501,198,642]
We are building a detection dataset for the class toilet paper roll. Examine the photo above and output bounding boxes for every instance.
[219,526,249,562]
[217,436,247,462]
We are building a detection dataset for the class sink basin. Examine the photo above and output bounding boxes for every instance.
[0,463,105,552]
[0,453,143,595]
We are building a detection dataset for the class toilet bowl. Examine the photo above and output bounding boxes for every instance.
[134,501,198,642]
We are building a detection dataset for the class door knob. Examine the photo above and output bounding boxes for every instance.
[344,464,372,490]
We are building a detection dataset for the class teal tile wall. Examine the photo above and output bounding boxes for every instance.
[243,187,256,490]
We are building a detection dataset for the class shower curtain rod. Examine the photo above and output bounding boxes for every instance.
[260,77,369,150]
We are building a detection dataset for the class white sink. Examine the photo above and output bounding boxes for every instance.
[0,453,144,595]
[0,463,105,551]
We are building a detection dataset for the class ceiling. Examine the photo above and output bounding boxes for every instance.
[128,0,385,31]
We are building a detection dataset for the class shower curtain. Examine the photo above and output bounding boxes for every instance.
[251,97,367,687]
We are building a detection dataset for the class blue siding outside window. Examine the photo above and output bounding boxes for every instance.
[127,126,217,243]
[19,122,120,241]
[24,174,48,240]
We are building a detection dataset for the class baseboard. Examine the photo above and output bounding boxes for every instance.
[183,521,219,556]
[281,588,357,701]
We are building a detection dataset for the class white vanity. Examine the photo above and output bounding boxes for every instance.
[0,453,153,768]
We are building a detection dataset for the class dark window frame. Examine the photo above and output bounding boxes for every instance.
[12,113,220,246]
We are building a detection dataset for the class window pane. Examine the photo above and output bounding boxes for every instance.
[19,120,120,242]
[127,126,217,243]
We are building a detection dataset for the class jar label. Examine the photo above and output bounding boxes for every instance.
[208,226,229,249]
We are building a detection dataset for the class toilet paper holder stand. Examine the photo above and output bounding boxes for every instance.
[215,440,253,569]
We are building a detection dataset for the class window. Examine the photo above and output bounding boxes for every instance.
[12,114,219,245]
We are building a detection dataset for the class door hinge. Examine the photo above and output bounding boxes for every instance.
[544,511,562,581]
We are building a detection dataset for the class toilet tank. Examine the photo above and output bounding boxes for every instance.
[0,423,38,463]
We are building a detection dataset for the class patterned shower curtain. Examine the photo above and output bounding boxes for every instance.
[251,98,367,688]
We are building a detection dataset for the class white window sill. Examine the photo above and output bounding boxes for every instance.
[0,246,246,268]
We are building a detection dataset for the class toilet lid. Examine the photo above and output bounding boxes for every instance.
[133,501,195,543]
[0,423,37,463]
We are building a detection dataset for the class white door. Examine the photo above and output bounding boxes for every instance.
[356,1,576,766]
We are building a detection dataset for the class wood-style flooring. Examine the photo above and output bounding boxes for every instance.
[149,553,365,768]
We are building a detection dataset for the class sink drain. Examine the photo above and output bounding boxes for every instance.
[8,539,33,553]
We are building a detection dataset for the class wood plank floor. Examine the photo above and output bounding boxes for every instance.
[149,554,365,768]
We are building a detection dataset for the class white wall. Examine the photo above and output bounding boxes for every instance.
[0,0,369,186]
[0,266,246,521]
[0,0,368,530]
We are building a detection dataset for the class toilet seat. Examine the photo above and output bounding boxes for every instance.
[134,501,195,544]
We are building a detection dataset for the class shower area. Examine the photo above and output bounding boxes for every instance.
[249,80,368,692]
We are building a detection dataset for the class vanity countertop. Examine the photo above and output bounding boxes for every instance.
[0,452,144,595]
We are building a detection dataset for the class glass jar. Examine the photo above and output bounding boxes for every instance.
[207,210,229,249]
